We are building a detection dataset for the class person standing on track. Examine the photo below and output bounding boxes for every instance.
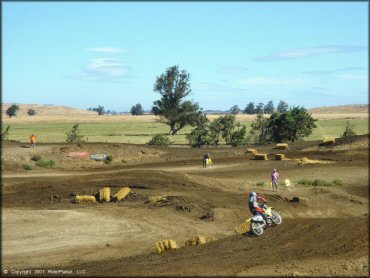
[203,153,210,168]
[271,168,279,192]
[30,134,36,149]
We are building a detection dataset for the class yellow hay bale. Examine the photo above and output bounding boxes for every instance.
[235,219,251,235]
[155,242,162,254]
[275,154,285,160]
[99,187,111,202]
[254,153,268,160]
[114,187,130,201]
[185,235,216,246]
[168,239,177,249]
[148,195,167,204]
[75,195,97,204]
[275,143,289,150]
[155,239,177,254]
[246,148,257,154]
[321,138,335,145]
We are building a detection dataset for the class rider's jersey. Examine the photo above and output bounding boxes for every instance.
[248,194,267,213]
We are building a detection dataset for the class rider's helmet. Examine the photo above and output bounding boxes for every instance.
[250,191,257,197]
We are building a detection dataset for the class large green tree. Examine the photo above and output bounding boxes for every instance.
[268,106,317,142]
[264,100,274,114]
[152,65,201,135]
[187,114,247,147]
[6,104,20,118]
[229,105,241,115]
[276,100,289,113]
[243,102,255,114]
[250,113,271,144]
[130,103,144,116]
[255,102,265,114]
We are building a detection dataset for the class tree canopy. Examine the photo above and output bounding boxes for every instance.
[251,106,317,143]
[6,104,20,118]
[264,100,274,114]
[152,65,201,135]
[277,100,289,113]
[130,103,144,116]
[230,105,241,115]
[243,102,255,114]
[187,114,247,147]
[27,109,37,116]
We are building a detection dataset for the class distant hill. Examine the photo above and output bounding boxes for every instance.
[2,103,368,118]
[308,104,368,114]
[2,103,97,116]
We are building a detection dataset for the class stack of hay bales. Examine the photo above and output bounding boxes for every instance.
[320,137,335,146]
[74,195,97,204]
[275,143,289,150]
[155,239,177,254]
[113,187,130,201]
[246,148,258,154]
[185,235,216,246]
[99,187,111,202]
[254,153,268,160]
[275,154,285,160]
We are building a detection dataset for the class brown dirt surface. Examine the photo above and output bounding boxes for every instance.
[1,135,369,277]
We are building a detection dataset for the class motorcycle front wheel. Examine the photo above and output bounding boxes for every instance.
[271,209,282,225]
[251,222,264,236]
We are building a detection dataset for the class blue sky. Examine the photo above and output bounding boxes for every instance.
[3,2,368,111]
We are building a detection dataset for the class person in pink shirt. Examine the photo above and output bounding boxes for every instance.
[271,169,279,192]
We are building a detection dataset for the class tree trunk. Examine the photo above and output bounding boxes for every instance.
[169,124,177,135]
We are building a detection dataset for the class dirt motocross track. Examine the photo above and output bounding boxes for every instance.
[2,135,369,277]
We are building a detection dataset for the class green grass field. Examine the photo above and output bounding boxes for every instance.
[2,118,368,144]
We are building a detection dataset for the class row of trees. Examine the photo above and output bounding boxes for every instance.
[230,100,289,115]
[149,65,318,146]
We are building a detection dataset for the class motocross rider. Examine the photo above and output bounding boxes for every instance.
[248,192,270,226]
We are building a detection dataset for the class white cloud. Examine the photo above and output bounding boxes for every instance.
[238,77,303,86]
[338,74,368,80]
[254,45,366,62]
[66,58,132,82]
[85,47,126,54]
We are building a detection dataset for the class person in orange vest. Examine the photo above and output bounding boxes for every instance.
[30,134,36,149]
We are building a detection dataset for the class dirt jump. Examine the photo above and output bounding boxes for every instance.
[1,135,369,277]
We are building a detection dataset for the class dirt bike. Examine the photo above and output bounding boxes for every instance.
[250,203,282,236]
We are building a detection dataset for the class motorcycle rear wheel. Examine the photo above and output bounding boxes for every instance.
[251,222,264,236]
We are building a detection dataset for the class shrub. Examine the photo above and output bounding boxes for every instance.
[256,181,265,187]
[23,164,32,170]
[66,124,84,143]
[31,155,42,161]
[297,178,343,187]
[104,155,113,165]
[332,179,343,186]
[36,159,55,168]
[341,121,356,142]
[297,179,313,186]
[147,134,172,146]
